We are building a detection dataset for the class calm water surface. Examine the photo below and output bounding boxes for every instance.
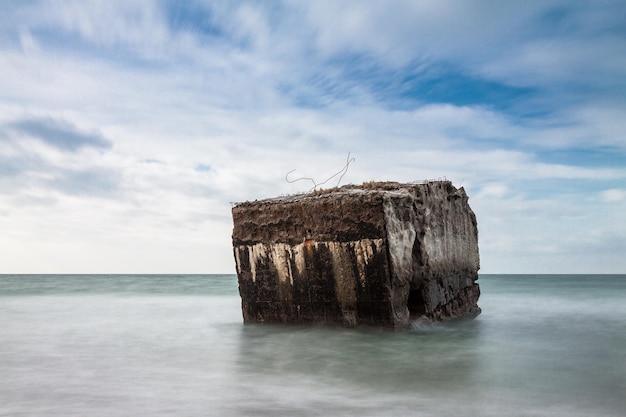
[1,274,625,416]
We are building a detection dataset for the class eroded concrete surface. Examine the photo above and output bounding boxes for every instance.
[232,181,480,328]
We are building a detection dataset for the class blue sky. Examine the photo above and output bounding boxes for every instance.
[1,0,625,273]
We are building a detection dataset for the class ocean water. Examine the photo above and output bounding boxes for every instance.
[1,274,625,417]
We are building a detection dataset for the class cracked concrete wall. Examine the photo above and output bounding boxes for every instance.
[385,182,481,323]
[231,181,480,328]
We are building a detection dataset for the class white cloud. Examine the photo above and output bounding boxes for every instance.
[600,189,626,202]
[302,1,544,66]
[37,1,171,58]
[0,0,624,273]
[477,183,509,198]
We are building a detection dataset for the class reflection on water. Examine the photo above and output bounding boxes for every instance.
[237,320,482,390]
[229,321,485,416]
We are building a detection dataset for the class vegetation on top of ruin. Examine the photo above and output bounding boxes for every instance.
[231,179,455,208]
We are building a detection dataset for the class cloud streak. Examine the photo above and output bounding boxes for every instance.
[8,117,112,151]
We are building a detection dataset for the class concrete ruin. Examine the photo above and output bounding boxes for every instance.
[231,181,480,328]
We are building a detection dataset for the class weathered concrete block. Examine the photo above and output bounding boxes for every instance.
[231,181,480,328]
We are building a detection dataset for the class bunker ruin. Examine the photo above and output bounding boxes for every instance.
[231,181,480,328]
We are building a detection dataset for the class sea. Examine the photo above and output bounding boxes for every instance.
[1,274,624,417]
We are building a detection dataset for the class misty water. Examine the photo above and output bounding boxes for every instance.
[1,274,625,416]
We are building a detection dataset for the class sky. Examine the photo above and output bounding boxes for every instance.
[1,0,625,274]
